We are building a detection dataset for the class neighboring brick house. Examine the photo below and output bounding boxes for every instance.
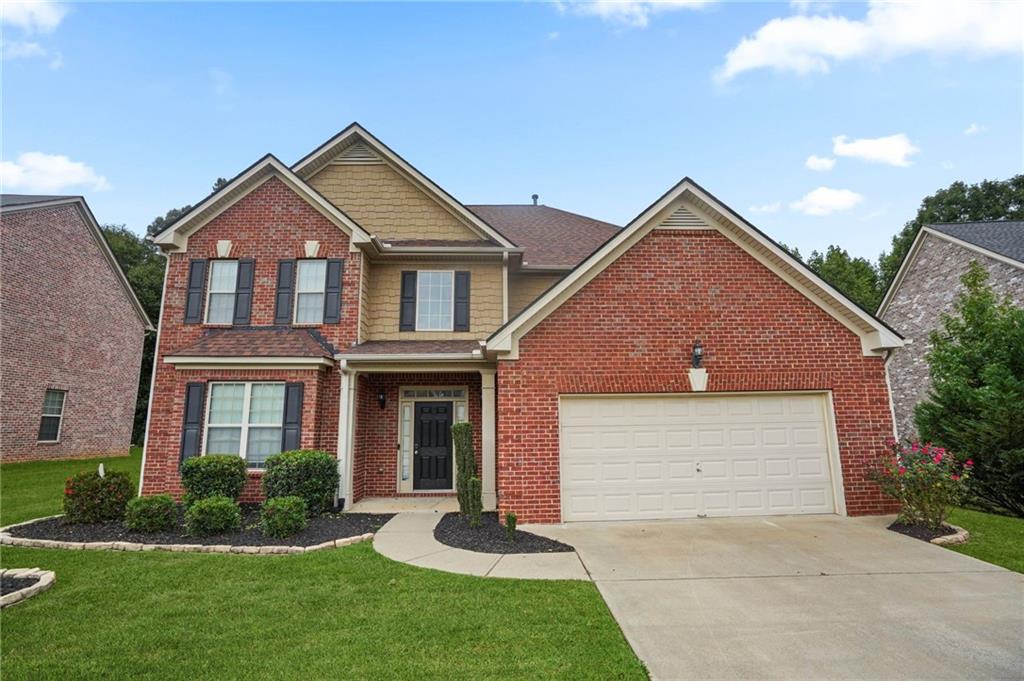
[1,195,153,462]
[878,222,1024,439]
[143,123,904,521]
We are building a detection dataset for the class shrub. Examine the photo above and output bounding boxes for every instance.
[504,511,517,542]
[260,496,308,538]
[870,439,973,529]
[452,422,477,515]
[467,477,482,528]
[262,450,338,515]
[180,455,247,506]
[184,495,241,537]
[124,494,176,533]
[63,470,134,523]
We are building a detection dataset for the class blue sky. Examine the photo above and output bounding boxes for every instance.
[2,1,1021,260]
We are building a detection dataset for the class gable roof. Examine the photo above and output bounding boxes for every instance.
[1,195,154,330]
[150,154,372,251]
[292,122,516,249]
[467,205,620,269]
[877,221,1024,316]
[487,177,903,358]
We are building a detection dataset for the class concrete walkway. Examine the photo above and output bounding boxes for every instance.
[373,512,588,580]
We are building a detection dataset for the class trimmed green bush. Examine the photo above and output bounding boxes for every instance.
[180,455,247,506]
[467,477,482,528]
[261,450,338,515]
[504,511,517,542]
[124,494,176,533]
[260,496,308,538]
[63,470,134,523]
[184,495,241,537]
[452,422,476,515]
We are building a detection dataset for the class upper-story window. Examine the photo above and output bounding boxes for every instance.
[294,260,327,324]
[205,260,238,324]
[416,271,454,330]
[37,389,67,442]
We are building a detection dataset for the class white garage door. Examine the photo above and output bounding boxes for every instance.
[560,393,838,521]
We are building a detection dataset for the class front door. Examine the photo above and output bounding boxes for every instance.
[414,401,453,490]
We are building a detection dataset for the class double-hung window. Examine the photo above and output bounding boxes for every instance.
[204,382,285,468]
[37,389,66,442]
[294,260,327,324]
[206,260,238,324]
[416,271,454,331]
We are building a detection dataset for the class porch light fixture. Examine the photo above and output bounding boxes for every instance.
[691,340,704,369]
[377,390,386,410]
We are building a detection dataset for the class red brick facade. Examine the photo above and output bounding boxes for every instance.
[496,229,899,523]
[1,202,147,462]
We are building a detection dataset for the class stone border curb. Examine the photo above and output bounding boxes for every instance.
[930,523,970,546]
[1,517,374,555]
[0,568,56,608]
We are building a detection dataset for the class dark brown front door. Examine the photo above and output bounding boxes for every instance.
[413,401,453,490]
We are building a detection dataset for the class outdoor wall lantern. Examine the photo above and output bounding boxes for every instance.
[378,390,386,410]
[691,340,704,369]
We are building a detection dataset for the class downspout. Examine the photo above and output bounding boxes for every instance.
[137,255,170,497]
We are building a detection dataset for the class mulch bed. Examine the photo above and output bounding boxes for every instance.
[888,521,958,543]
[7,505,394,547]
[1,575,40,596]
[434,512,574,554]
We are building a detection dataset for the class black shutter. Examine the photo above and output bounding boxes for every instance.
[179,382,206,464]
[399,271,417,332]
[281,382,304,452]
[454,271,471,332]
[232,258,255,325]
[184,259,207,324]
[323,259,344,324]
[274,259,296,325]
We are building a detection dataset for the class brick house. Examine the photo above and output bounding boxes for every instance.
[1,195,153,462]
[143,123,904,522]
[878,222,1024,439]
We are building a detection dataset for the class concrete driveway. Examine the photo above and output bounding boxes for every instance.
[528,515,1023,681]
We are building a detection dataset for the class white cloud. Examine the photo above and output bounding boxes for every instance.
[805,154,835,171]
[750,201,782,214]
[716,0,1023,81]
[1,0,67,33]
[2,39,62,68]
[0,152,110,192]
[555,0,713,29]
[963,122,986,136]
[790,187,863,216]
[832,133,919,167]
[48,50,62,69]
[547,31,560,41]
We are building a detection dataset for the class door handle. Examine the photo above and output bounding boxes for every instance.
[696,462,702,473]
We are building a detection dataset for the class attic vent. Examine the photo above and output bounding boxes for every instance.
[333,141,383,165]
[659,206,709,230]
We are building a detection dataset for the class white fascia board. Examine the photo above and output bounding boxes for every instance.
[334,353,483,362]
[164,356,334,369]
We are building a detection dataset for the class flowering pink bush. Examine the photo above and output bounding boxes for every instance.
[870,439,973,529]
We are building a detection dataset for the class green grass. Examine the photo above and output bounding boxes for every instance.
[946,507,1024,574]
[0,449,645,680]
[0,447,142,526]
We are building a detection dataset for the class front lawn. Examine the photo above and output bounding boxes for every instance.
[946,507,1024,574]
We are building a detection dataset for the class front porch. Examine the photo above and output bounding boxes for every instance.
[335,354,496,511]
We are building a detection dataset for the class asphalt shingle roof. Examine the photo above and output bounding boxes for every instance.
[930,221,1024,264]
[340,340,481,355]
[167,328,336,358]
[1,194,76,208]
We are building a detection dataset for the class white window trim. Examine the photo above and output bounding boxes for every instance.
[37,389,67,443]
[204,259,238,324]
[202,381,285,470]
[414,270,455,331]
[293,259,328,325]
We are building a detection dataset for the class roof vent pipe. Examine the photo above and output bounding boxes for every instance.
[531,194,539,206]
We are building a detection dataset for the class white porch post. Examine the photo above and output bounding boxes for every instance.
[480,368,497,511]
[336,362,358,509]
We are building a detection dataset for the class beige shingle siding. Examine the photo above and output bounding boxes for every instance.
[365,261,503,340]
[309,164,482,242]
[508,272,564,318]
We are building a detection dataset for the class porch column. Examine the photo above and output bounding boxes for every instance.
[336,363,358,509]
[480,368,497,511]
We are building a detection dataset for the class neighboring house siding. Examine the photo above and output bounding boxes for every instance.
[881,233,1024,439]
[1,204,145,461]
[308,163,482,242]
[508,271,564,318]
[497,229,898,523]
[142,178,358,500]
[364,261,503,340]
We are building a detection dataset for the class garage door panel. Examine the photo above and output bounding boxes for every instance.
[560,394,837,521]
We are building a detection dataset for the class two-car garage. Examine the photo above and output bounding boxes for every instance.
[559,393,842,522]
